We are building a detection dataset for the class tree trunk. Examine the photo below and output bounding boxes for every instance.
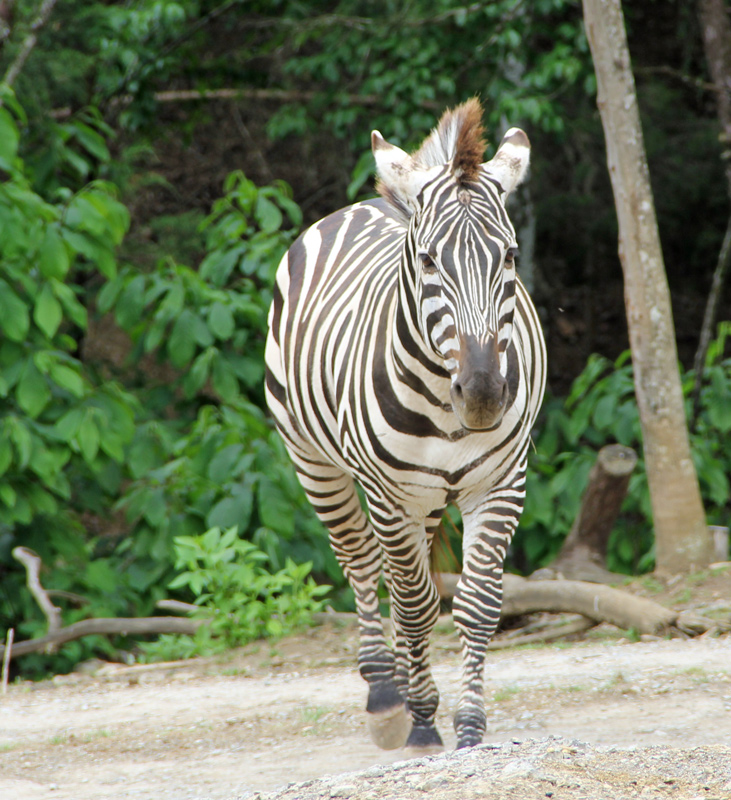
[582,0,712,574]
[549,444,637,582]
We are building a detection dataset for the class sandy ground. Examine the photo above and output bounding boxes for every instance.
[1,576,730,800]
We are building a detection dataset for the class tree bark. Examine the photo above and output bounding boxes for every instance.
[549,444,637,582]
[582,0,712,573]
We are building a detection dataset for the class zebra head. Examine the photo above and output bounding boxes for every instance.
[372,100,530,431]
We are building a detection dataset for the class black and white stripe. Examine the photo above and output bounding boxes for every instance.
[265,100,546,750]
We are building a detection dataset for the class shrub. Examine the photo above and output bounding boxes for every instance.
[514,325,731,574]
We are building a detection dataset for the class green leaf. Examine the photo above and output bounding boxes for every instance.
[0,482,16,508]
[115,275,147,328]
[84,559,119,592]
[29,446,70,485]
[0,438,12,477]
[9,419,33,468]
[207,444,244,485]
[51,280,87,329]
[16,362,51,418]
[34,283,64,339]
[97,277,124,314]
[255,195,283,233]
[71,122,111,162]
[0,107,19,168]
[0,279,30,342]
[591,392,617,433]
[182,348,214,397]
[191,313,214,348]
[143,488,167,527]
[49,363,86,397]
[54,407,85,441]
[168,310,198,367]
[208,302,235,340]
[39,226,71,279]
[212,355,239,403]
[206,485,253,531]
[258,478,295,536]
[78,416,100,463]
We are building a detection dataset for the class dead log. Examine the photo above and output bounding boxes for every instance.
[435,572,727,636]
[0,617,204,661]
[546,444,637,583]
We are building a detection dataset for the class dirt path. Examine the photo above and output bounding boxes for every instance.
[1,618,730,800]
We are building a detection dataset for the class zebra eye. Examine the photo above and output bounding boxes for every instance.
[420,254,438,275]
[505,247,519,266]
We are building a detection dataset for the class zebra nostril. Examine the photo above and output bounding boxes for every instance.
[453,382,463,398]
[499,380,508,408]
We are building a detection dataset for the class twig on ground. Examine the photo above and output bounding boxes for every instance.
[1,628,13,692]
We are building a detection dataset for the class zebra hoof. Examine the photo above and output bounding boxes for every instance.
[367,703,412,750]
[403,725,444,757]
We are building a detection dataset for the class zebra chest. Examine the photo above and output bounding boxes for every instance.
[337,398,511,496]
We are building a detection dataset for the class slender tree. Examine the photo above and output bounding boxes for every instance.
[582,0,712,573]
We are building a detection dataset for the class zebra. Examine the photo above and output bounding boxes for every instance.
[265,98,546,752]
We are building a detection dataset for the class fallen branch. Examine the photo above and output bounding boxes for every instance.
[0,617,204,661]
[13,547,61,638]
[436,573,728,636]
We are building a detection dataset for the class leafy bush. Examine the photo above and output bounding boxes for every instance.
[100,172,341,604]
[139,526,330,661]
[514,325,731,574]
[0,93,143,669]
[1,115,338,674]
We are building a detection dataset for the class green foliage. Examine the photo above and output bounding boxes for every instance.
[139,526,329,660]
[98,172,299,402]
[0,106,134,518]
[0,117,340,676]
[514,326,731,574]
[0,98,144,674]
[98,173,339,596]
[265,0,591,152]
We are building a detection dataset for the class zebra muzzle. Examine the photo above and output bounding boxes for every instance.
[451,337,508,430]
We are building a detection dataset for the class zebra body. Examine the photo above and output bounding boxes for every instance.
[265,100,546,750]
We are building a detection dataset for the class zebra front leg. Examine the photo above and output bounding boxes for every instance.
[452,503,517,748]
[298,467,410,749]
[382,507,444,707]
[378,519,444,754]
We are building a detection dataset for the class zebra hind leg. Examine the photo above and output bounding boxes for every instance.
[294,461,411,750]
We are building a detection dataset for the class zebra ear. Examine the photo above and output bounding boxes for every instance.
[483,127,531,196]
[372,130,434,213]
